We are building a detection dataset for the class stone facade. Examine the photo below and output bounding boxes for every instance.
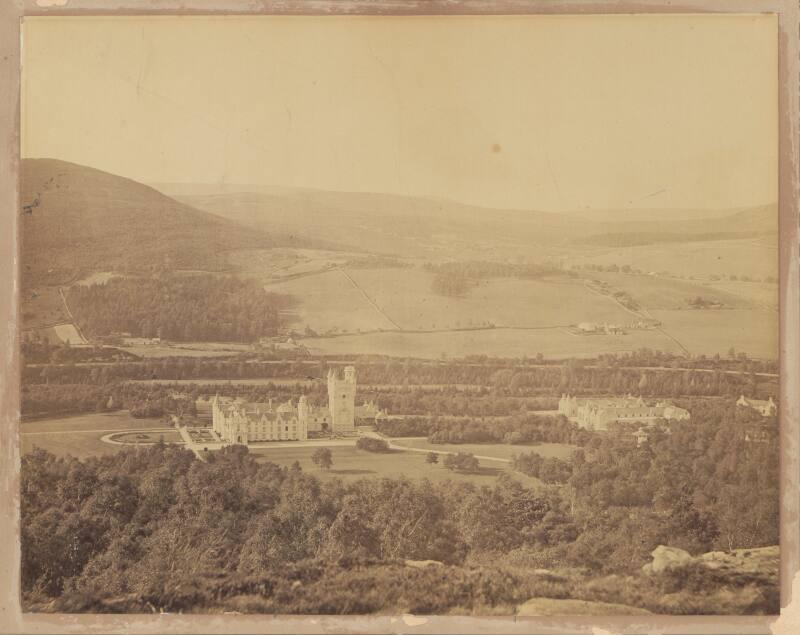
[558,394,690,431]
[736,395,777,417]
[212,365,361,444]
[328,366,357,435]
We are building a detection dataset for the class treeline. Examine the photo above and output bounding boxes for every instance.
[66,275,292,343]
[427,414,588,446]
[424,260,569,280]
[563,400,778,564]
[21,406,779,614]
[511,452,573,484]
[21,383,196,419]
[23,352,776,393]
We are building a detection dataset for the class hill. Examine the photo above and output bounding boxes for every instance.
[157,183,776,258]
[20,159,298,287]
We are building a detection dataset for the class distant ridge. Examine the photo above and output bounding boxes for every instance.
[156,182,777,257]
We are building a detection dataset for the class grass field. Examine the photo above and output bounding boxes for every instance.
[300,327,684,360]
[21,411,168,459]
[248,445,542,487]
[265,269,397,334]
[702,281,778,311]
[346,269,632,330]
[592,272,752,311]
[651,309,778,360]
[567,238,777,281]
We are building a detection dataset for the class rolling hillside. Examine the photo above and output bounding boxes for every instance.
[20,159,292,287]
[158,183,776,258]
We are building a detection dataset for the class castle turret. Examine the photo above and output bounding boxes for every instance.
[328,366,356,436]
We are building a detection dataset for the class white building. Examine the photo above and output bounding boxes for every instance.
[737,395,777,417]
[558,394,690,431]
[212,366,362,445]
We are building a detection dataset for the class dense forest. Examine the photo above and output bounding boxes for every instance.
[21,397,778,614]
[67,275,291,343]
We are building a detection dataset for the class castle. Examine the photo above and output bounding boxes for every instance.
[212,366,373,445]
[558,394,690,431]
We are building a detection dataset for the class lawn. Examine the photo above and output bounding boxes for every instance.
[109,430,184,444]
[390,439,577,462]
[248,445,542,487]
[21,411,168,459]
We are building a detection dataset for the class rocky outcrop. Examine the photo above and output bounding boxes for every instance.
[642,544,778,581]
[642,545,693,574]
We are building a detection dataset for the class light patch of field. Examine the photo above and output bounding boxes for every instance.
[265,269,397,334]
[346,269,633,330]
[248,445,541,487]
[230,248,363,279]
[592,272,752,311]
[702,281,778,311]
[52,323,88,345]
[300,328,684,360]
[566,238,777,281]
[21,411,167,458]
[392,439,577,462]
[118,341,252,358]
[74,271,120,286]
[653,309,778,360]
[21,286,67,329]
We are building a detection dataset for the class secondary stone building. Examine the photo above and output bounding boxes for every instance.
[558,394,690,431]
[736,395,777,417]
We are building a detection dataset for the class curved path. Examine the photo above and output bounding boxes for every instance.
[363,430,511,464]
[100,428,180,446]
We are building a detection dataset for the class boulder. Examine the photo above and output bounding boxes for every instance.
[649,545,692,573]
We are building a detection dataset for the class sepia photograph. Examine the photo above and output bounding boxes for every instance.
[4,7,795,626]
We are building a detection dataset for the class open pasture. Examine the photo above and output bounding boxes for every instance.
[701,281,778,311]
[592,272,752,311]
[652,309,778,360]
[566,238,777,281]
[265,269,398,334]
[248,445,541,487]
[346,268,633,330]
[300,327,684,360]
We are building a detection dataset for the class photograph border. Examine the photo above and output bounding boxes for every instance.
[1,1,798,634]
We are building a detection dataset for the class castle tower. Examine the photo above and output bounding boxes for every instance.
[328,366,356,436]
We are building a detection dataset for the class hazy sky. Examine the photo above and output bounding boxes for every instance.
[22,15,777,212]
